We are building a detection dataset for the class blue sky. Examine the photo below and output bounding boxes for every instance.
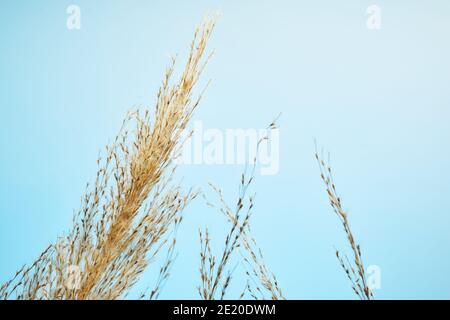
[1,0,450,299]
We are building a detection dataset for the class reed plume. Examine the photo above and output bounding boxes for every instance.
[198,173,254,300]
[199,124,284,300]
[1,16,216,300]
[316,152,373,300]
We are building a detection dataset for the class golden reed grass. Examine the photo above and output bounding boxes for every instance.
[316,152,373,300]
[0,16,216,300]
[0,15,374,300]
[199,174,284,300]
[199,128,284,300]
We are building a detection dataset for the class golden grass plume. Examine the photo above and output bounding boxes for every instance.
[0,16,216,300]
[316,151,373,300]
[199,126,284,300]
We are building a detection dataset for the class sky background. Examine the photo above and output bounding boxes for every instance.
[1,0,450,299]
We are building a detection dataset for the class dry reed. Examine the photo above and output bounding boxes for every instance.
[316,151,373,300]
[198,174,254,300]
[1,16,216,300]
[0,14,378,301]
[199,124,284,300]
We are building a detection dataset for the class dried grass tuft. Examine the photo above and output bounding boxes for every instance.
[315,151,373,300]
[199,125,284,300]
[1,16,216,300]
